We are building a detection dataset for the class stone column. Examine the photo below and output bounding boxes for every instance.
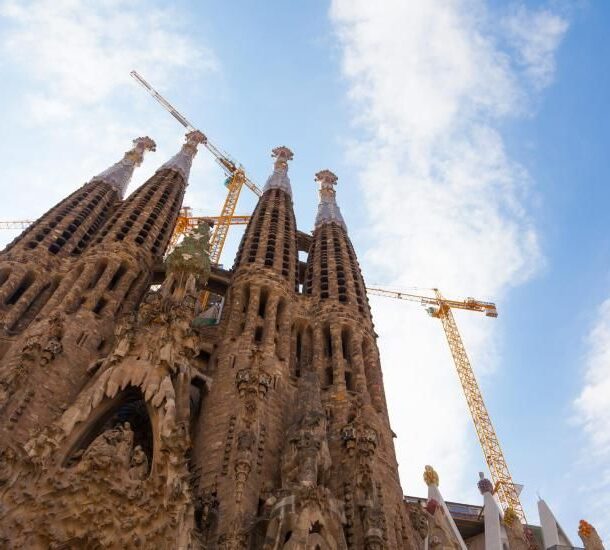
[330,324,346,392]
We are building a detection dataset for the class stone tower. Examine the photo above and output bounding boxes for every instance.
[0,142,422,549]
[0,131,204,447]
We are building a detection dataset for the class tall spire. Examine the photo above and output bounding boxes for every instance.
[262,146,294,197]
[159,130,206,181]
[92,136,156,198]
[314,169,346,230]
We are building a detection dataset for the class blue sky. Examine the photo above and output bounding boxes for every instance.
[0,0,608,542]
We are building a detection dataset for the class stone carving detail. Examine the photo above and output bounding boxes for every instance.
[424,499,461,550]
[503,507,538,550]
[263,370,346,549]
[0,234,210,548]
[578,520,606,550]
[0,312,64,410]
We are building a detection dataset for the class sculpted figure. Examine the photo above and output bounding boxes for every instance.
[129,445,148,480]
[79,422,133,471]
[281,407,330,490]
[113,312,137,359]
[0,447,16,485]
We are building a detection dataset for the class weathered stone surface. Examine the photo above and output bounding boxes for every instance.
[0,145,422,548]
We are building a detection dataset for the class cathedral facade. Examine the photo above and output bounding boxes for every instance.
[0,132,532,549]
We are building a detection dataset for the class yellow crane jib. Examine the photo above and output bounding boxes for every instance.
[366,286,525,525]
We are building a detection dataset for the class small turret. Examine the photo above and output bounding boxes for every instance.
[314,169,346,230]
[262,146,294,197]
[158,130,206,181]
[232,146,298,288]
[92,136,157,199]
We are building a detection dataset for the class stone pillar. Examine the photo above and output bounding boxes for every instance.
[330,324,346,392]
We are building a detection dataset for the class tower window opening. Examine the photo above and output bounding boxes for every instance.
[324,327,332,358]
[108,264,127,290]
[88,261,108,290]
[93,297,108,315]
[6,273,34,306]
[254,326,263,343]
[258,288,269,319]
[324,366,333,388]
[296,331,302,377]
[345,371,354,392]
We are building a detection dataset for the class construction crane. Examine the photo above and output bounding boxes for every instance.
[130,70,262,305]
[0,221,31,230]
[1,214,251,235]
[168,208,250,252]
[366,286,528,524]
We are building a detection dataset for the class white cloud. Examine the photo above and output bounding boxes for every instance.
[330,0,567,506]
[0,0,222,246]
[0,0,217,120]
[503,6,569,90]
[574,299,610,536]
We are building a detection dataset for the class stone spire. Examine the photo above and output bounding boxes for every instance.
[159,130,207,180]
[478,473,504,550]
[92,136,156,198]
[262,146,294,197]
[314,169,346,230]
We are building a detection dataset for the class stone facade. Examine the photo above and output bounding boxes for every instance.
[0,138,423,548]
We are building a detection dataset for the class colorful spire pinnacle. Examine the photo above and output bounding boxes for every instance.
[92,136,156,198]
[159,130,207,181]
[262,146,294,197]
[314,169,346,230]
[477,472,493,494]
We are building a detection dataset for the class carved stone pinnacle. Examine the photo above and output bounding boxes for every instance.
[315,169,338,187]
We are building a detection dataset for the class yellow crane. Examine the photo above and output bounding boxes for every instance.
[168,208,251,253]
[366,286,527,524]
[130,70,261,306]
[0,221,32,230]
[1,215,251,237]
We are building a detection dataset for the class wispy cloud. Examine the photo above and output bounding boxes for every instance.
[0,0,217,121]
[574,299,610,536]
[0,0,222,243]
[502,5,569,90]
[330,0,567,505]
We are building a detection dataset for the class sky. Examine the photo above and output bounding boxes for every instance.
[0,0,608,543]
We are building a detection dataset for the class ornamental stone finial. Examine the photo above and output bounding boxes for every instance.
[423,465,439,487]
[477,472,493,494]
[159,130,207,181]
[578,520,605,550]
[125,136,157,165]
[314,169,345,230]
[92,136,157,198]
[315,169,338,188]
[263,145,294,197]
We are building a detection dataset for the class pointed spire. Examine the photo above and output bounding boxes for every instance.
[262,146,294,197]
[92,136,156,198]
[159,130,207,181]
[314,169,346,230]
[538,498,574,548]
[478,473,504,550]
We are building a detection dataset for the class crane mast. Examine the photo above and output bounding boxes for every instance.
[366,286,526,523]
